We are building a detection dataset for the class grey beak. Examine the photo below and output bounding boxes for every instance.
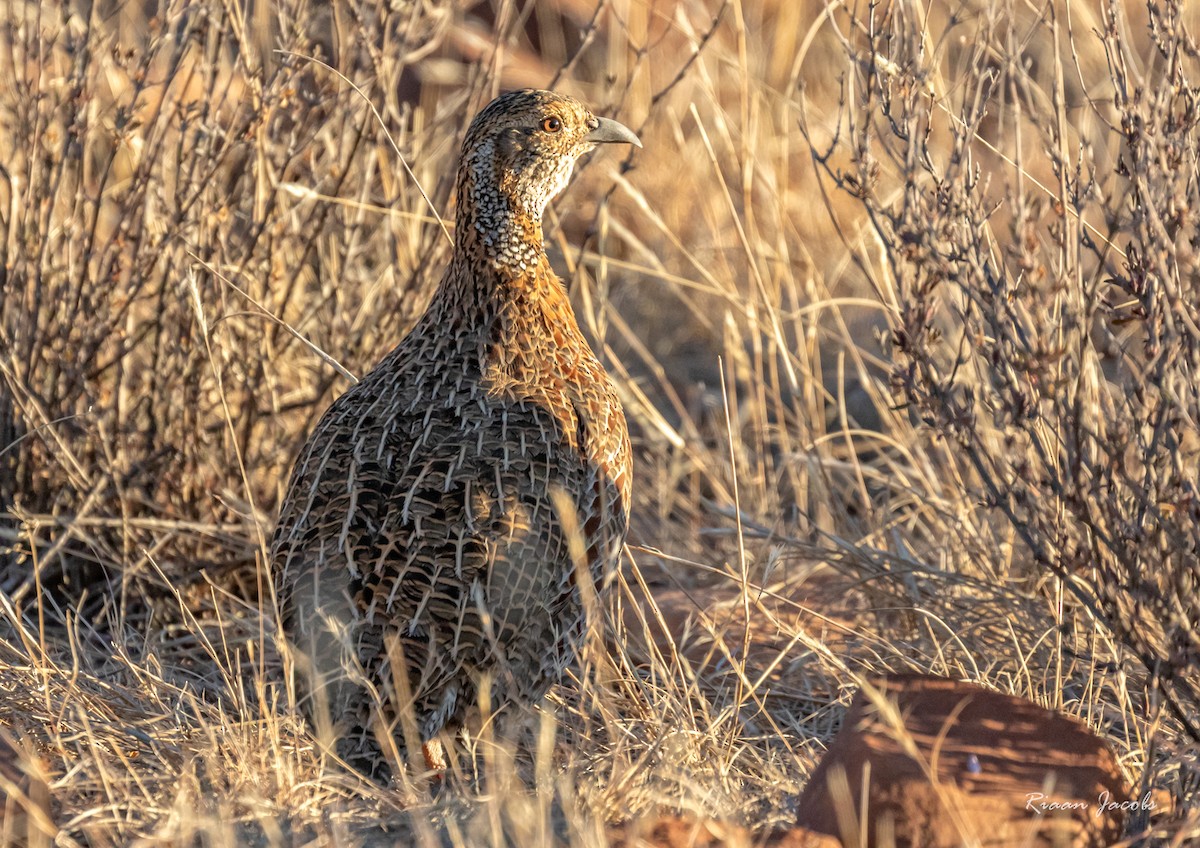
[585,116,642,148]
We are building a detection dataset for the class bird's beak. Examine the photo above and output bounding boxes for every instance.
[585,116,642,148]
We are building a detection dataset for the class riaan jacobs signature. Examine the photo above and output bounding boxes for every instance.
[1025,791,1156,818]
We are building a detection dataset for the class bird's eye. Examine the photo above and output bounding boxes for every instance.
[541,116,562,133]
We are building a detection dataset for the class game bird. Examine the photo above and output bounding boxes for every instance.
[271,89,638,778]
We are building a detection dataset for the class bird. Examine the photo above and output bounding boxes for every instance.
[271,89,639,780]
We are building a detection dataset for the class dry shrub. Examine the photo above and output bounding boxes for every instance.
[0,0,481,601]
[823,0,1200,820]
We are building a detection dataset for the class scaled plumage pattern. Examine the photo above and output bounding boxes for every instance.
[271,89,638,777]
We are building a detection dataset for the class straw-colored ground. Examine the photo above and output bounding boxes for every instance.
[1,0,1198,844]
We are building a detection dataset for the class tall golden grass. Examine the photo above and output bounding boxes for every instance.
[0,0,1198,843]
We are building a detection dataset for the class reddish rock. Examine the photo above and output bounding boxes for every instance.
[0,732,54,847]
[795,675,1130,848]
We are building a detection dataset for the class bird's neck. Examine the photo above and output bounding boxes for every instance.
[455,148,550,273]
[419,159,587,376]
[430,208,585,382]
[438,237,559,330]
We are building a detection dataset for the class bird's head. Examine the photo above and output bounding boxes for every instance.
[456,90,641,269]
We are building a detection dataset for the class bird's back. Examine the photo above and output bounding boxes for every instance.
[272,253,631,773]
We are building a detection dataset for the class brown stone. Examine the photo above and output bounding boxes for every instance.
[0,732,54,847]
[795,675,1130,847]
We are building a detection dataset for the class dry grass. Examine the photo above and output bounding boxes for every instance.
[1,0,1199,844]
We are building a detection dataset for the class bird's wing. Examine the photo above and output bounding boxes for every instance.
[363,395,594,667]
[272,388,600,732]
